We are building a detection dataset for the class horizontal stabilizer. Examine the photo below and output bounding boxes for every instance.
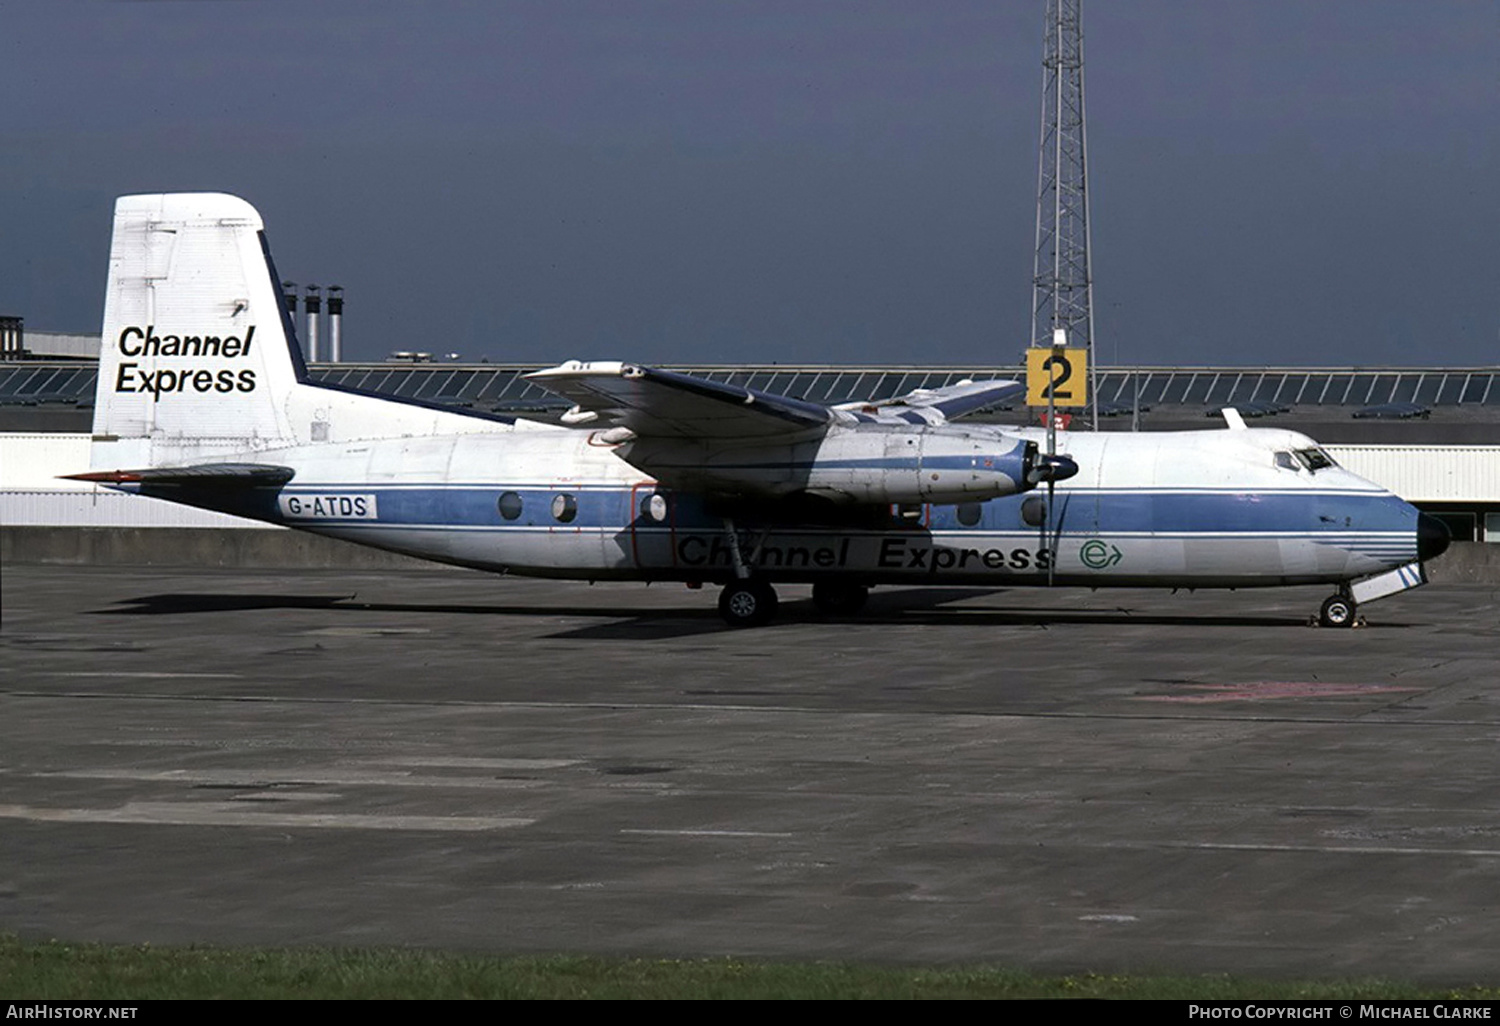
[63,463,296,487]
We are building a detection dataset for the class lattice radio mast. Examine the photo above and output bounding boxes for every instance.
[1031,0,1097,428]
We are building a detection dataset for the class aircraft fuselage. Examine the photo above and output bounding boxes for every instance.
[129,421,1435,590]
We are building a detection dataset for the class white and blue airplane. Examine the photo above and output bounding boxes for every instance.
[72,193,1449,628]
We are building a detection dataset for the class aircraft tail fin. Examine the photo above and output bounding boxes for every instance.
[89,192,513,474]
[92,193,306,468]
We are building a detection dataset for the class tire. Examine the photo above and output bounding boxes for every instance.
[811,582,869,616]
[719,580,778,628]
[1319,594,1356,628]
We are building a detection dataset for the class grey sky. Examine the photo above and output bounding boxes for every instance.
[3,1,1495,367]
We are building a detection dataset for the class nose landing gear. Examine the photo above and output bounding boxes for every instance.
[1318,592,1357,628]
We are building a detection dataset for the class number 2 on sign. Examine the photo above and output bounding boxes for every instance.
[1026,347,1088,407]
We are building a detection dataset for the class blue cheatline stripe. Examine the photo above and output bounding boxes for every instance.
[957,490,1417,535]
[318,522,1411,538]
[267,483,1420,536]
[284,481,1384,496]
[264,480,1422,546]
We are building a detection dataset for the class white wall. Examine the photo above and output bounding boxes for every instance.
[0,433,269,528]
[1325,445,1500,504]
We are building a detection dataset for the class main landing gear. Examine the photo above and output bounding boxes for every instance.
[716,580,872,628]
[712,520,874,628]
[719,578,779,628]
[716,517,777,628]
[717,580,872,627]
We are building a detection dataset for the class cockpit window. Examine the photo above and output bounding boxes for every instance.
[1273,451,1299,471]
[1293,447,1337,472]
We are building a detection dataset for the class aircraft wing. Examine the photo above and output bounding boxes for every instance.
[525,362,833,439]
[835,379,1024,424]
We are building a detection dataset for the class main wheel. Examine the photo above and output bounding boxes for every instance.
[718,580,778,628]
[811,582,869,616]
[1319,594,1356,628]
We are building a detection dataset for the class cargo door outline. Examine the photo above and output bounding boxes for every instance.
[629,481,677,568]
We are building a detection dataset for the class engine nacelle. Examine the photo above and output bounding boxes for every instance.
[804,429,1035,505]
[621,425,1037,506]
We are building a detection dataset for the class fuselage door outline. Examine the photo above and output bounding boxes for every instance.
[629,480,677,569]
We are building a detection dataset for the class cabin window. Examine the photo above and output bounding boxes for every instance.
[551,493,578,523]
[956,502,983,527]
[497,491,523,520]
[1020,496,1048,528]
[640,492,669,523]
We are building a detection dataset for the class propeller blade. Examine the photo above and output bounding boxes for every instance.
[1046,476,1056,586]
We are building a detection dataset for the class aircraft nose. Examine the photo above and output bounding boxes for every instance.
[1417,513,1451,562]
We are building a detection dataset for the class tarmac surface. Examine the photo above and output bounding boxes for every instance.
[2,564,1499,983]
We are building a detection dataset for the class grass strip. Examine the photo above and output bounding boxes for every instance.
[3,936,1497,1000]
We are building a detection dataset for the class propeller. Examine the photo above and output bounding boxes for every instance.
[1028,444,1077,585]
[1032,329,1081,585]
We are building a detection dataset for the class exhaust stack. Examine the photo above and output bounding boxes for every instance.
[328,285,343,362]
[303,284,321,362]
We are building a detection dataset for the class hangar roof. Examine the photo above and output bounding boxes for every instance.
[3,360,1498,443]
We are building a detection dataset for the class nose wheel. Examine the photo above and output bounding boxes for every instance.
[1318,593,1357,628]
[719,579,779,628]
